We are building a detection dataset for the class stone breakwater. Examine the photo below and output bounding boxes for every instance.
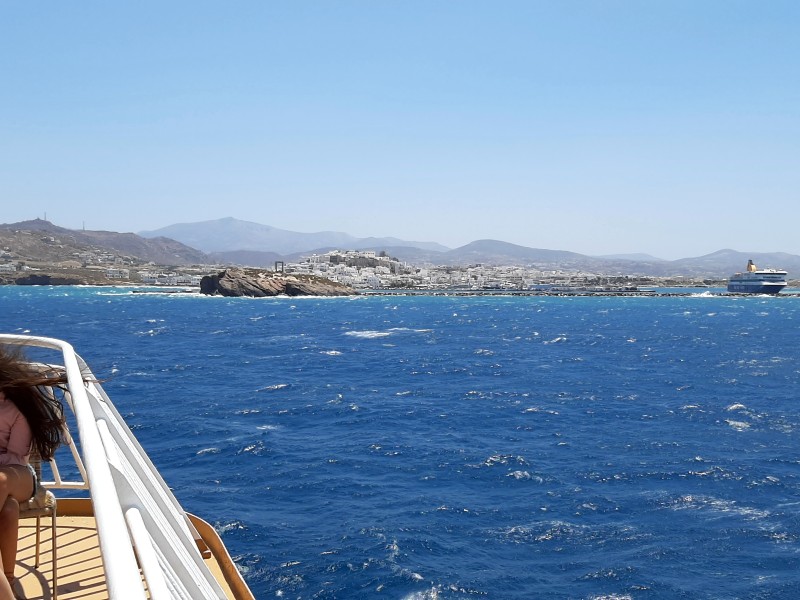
[199,268,357,297]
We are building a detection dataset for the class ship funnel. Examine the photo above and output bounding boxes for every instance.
[747,260,757,272]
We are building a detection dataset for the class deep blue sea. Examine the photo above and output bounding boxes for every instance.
[2,286,800,599]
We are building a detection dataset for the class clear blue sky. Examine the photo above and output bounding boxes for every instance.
[2,1,798,260]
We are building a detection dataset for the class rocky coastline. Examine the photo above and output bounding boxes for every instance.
[0,268,114,286]
[199,268,358,297]
[9,273,88,286]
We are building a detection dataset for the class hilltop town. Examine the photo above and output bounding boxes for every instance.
[0,226,726,291]
[6,219,800,291]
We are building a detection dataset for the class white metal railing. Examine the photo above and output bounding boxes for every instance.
[0,334,228,599]
[34,381,89,491]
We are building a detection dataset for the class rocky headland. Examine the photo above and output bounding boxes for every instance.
[199,268,357,297]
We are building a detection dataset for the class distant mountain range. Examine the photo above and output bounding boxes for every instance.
[4,218,800,279]
[139,217,450,254]
[138,218,800,278]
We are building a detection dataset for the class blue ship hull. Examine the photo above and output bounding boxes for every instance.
[727,281,787,294]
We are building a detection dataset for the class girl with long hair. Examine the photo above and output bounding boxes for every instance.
[0,345,67,599]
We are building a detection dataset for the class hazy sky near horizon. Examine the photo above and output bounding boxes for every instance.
[2,2,798,260]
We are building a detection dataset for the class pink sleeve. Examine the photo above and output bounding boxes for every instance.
[0,413,32,465]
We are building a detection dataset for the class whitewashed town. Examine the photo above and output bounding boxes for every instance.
[0,248,710,291]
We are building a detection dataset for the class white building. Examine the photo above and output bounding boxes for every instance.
[105,268,130,279]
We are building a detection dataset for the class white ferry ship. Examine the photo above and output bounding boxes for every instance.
[727,260,787,294]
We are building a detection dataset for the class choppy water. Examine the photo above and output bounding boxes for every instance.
[2,286,800,599]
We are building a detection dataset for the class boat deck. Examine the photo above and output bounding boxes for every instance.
[16,514,104,599]
[13,499,249,600]
[0,335,255,600]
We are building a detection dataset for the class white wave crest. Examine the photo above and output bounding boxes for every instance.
[479,454,529,468]
[345,330,393,339]
[258,383,289,392]
[214,520,246,535]
[669,494,770,520]
[196,447,220,456]
[400,585,439,600]
[508,470,536,480]
[523,407,560,415]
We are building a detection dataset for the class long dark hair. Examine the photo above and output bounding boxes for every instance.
[0,344,67,461]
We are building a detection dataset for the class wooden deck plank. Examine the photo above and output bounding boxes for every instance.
[16,516,106,600]
[13,503,252,600]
